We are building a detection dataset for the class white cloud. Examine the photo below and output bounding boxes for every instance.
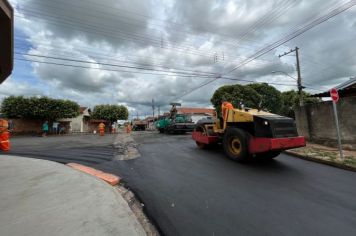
[0,77,44,98]
[6,0,356,116]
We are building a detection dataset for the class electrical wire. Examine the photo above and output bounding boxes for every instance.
[14,35,277,73]
[15,52,217,77]
[224,0,356,75]
[14,0,306,68]
[15,7,220,59]
[14,57,214,79]
[13,0,353,99]
[26,0,267,48]
[174,0,356,99]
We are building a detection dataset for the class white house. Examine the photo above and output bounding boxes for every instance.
[59,107,91,133]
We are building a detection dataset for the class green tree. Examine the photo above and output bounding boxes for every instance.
[210,83,321,118]
[1,96,80,120]
[211,84,261,116]
[246,83,283,113]
[91,104,128,122]
[280,90,321,118]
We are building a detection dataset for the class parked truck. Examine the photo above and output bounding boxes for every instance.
[192,103,305,161]
[156,103,195,134]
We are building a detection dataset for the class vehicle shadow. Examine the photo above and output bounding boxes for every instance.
[195,144,299,174]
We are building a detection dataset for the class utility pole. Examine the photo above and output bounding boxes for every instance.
[152,98,155,118]
[158,105,160,116]
[279,47,304,106]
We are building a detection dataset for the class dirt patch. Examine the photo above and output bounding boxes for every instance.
[113,132,140,160]
[116,185,160,236]
[287,142,356,170]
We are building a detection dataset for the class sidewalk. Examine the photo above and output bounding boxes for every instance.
[286,142,356,171]
[0,155,146,236]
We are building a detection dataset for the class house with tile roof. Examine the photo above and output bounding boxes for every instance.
[177,107,215,123]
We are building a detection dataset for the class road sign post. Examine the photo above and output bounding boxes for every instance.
[330,88,344,161]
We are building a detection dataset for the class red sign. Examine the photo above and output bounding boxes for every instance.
[330,88,339,102]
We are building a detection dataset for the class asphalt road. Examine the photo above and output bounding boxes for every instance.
[5,133,356,236]
[7,134,116,165]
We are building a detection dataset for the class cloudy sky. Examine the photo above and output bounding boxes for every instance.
[2,0,355,118]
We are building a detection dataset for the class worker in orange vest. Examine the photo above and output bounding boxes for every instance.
[221,101,234,121]
[126,124,132,134]
[98,122,105,136]
[0,118,10,151]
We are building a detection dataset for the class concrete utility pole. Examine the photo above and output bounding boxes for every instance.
[279,47,304,106]
[152,98,155,118]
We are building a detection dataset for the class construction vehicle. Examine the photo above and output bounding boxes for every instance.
[132,120,147,131]
[156,103,195,134]
[192,103,305,161]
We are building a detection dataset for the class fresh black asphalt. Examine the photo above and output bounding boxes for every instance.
[5,132,356,236]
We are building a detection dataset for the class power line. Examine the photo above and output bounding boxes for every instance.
[25,0,270,49]
[15,52,216,77]
[236,0,297,43]
[14,35,277,73]
[221,0,350,69]
[224,0,356,75]
[14,37,175,68]
[174,77,221,100]
[14,13,216,59]
[14,0,353,99]
[173,74,318,100]
[15,7,221,59]
[15,11,277,67]
[17,0,311,62]
[174,0,356,99]
[16,0,349,68]
[15,0,302,68]
[14,57,214,79]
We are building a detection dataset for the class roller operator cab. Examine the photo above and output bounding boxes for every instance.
[192,107,306,161]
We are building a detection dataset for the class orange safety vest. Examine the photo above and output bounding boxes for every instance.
[221,102,234,120]
[0,119,10,151]
[98,123,105,136]
[98,123,105,130]
[126,124,131,133]
[0,119,8,133]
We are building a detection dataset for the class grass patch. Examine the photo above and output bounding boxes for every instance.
[343,157,356,167]
[289,147,356,169]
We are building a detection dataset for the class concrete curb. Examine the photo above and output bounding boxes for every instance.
[285,151,356,172]
[66,163,121,185]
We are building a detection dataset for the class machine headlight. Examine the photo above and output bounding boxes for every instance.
[264,121,269,126]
